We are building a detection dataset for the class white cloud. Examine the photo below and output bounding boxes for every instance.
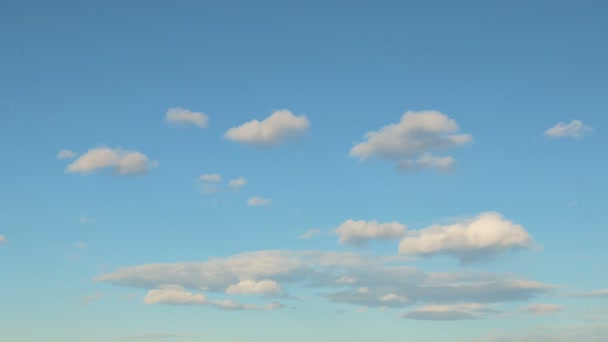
[79,215,95,224]
[399,212,535,263]
[226,279,282,295]
[544,120,591,138]
[350,110,472,171]
[336,276,356,284]
[81,292,103,305]
[247,197,271,206]
[65,147,157,175]
[199,174,222,182]
[224,109,310,146]
[519,303,563,315]
[57,149,77,159]
[228,177,247,190]
[400,303,497,320]
[336,219,406,246]
[164,107,208,128]
[298,228,322,239]
[144,285,207,305]
[380,293,408,303]
[0,235,5,244]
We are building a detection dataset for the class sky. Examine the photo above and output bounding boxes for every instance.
[1,0,607,341]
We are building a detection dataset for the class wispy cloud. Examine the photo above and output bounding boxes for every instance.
[247,196,271,207]
[57,149,77,159]
[79,215,95,224]
[519,303,563,315]
[298,228,322,239]
[544,120,592,138]
[81,292,103,305]
[228,177,247,190]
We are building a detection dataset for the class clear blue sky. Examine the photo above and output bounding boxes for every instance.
[1,1,607,341]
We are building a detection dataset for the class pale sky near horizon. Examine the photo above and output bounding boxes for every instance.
[1,1,608,341]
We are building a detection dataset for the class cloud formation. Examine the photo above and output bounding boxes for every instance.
[225,279,282,295]
[399,212,535,263]
[228,177,247,190]
[519,303,563,315]
[544,120,591,138]
[224,110,309,146]
[57,149,77,159]
[165,107,209,128]
[401,303,498,320]
[65,147,157,175]
[247,197,271,206]
[350,110,472,171]
[336,219,406,246]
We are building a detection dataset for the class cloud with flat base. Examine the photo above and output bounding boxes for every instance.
[544,120,591,138]
[165,107,208,128]
[65,147,157,175]
[224,109,309,147]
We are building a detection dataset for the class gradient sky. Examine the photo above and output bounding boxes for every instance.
[1,1,608,341]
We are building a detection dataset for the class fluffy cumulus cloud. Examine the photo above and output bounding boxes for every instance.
[336,219,406,246]
[247,196,271,206]
[57,149,77,159]
[544,120,592,138]
[228,177,247,190]
[399,212,535,263]
[400,303,499,320]
[224,109,310,146]
[519,303,563,315]
[164,107,209,128]
[65,147,157,175]
[96,250,553,316]
[350,110,472,171]
[225,279,282,295]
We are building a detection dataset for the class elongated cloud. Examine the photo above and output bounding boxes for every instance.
[224,110,309,146]
[519,303,562,315]
[144,285,207,305]
[350,110,472,171]
[225,279,282,295]
[336,219,406,246]
[57,149,77,159]
[544,120,591,138]
[401,303,498,320]
[65,147,157,175]
[165,107,208,128]
[247,197,271,206]
[399,212,535,263]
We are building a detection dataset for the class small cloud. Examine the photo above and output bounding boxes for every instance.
[81,292,103,305]
[0,235,6,244]
[65,147,157,175]
[144,285,207,306]
[247,196,271,207]
[400,303,496,321]
[199,174,222,182]
[165,107,209,128]
[224,109,310,146]
[336,276,357,284]
[79,215,95,224]
[336,219,406,246]
[298,228,322,239]
[544,120,592,138]
[57,149,77,159]
[75,242,87,250]
[519,303,563,315]
[228,177,247,191]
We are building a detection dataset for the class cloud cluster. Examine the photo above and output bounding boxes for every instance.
[544,120,591,138]
[165,107,209,128]
[96,250,552,317]
[198,174,247,194]
[224,110,310,146]
[65,147,157,175]
[336,219,406,246]
[399,212,535,263]
[350,110,472,171]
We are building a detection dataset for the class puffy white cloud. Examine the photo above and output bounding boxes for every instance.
[65,147,157,175]
[519,303,563,315]
[97,250,552,310]
[164,107,209,128]
[298,228,322,239]
[399,212,535,263]
[247,197,271,206]
[336,219,406,246]
[224,109,309,146]
[0,235,5,244]
[400,303,497,320]
[544,120,591,138]
[228,177,247,190]
[57,149,77,159]
[144,285,207,305]
[225,279,282,295]
[199,174,222,182]
[350,110,472,171]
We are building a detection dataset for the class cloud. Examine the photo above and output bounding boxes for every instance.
[247,197,271,206]
[165,107,208,128]
[81,292,103,305]
[399,212,535,263]
[228,177,247,190]
[519,303,563,315]
[224,109,310,146]
[116,333,199,340]
[336,219,406,246]
[65,147,157,175]
[0,235,5,244]
[225,279,282,295]
[96,250,552,311]
[570,288,608,297]
[57,149,77,159]
[299,228,322,239]
[544,120,591,138]
[400,303,498,320]
[199,174,222,182]
[350,110,472,171]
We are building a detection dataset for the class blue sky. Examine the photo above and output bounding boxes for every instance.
[1,0,607,341]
